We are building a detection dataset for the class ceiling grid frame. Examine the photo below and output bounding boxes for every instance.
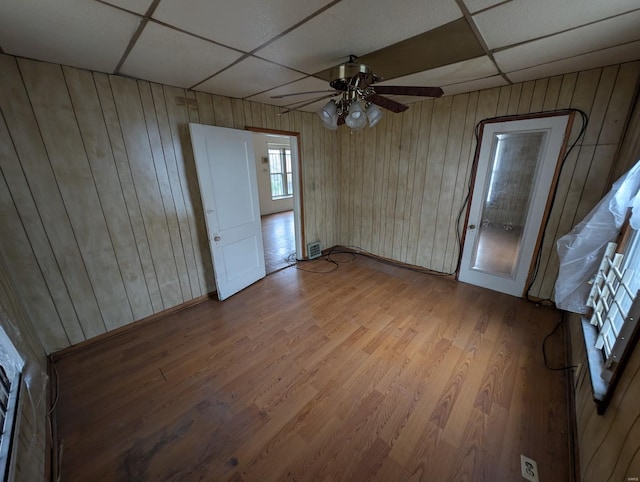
[0,0,636,112]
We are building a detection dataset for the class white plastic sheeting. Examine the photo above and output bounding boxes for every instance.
[555,159,640,313]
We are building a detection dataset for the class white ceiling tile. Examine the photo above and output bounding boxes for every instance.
[495,10,640,73]
[473,0,640,49]
[0,0,140,73]
[153,0,334,52]
[378,56,499,88]
[196,57,306,99]
[100,0,154,15]
[120,22,242,88]
[246,76,334,107]
[506,41,640,84]
[258,0,463,73]
[462,0,511,14]
[442,75,508,95]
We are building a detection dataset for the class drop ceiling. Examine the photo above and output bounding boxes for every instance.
[0,0,638,113]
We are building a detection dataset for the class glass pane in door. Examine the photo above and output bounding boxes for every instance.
[470,130,548,277]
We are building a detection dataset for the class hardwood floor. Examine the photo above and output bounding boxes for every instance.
[261,211,295,274]
[53,255,570,481]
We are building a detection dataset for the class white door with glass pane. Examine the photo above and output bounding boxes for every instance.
[458,114,571,297]
[189,123,266,300]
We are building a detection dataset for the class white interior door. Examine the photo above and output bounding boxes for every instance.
[189,123,266,300]
[458,114,571,297]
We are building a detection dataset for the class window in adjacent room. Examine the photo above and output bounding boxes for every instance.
[268,144,293,199]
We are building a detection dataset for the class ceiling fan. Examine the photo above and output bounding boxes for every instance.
[272,55,444,130]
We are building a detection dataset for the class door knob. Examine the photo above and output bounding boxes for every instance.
[469,224,476,230]
[214,236,221,241]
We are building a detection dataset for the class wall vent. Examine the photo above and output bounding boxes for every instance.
[307,242,322,259]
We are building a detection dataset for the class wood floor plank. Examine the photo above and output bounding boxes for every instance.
[54,256,571,481]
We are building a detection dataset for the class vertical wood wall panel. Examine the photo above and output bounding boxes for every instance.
[0,56,107,341]
[0,54,339,353]
[338,61,640,300]
[542,76,562,110]
[110,76,183,309]
[416,96,451,268]
[399,105,422,262]
[0,97,82,345]
[161,85,212,296]
[151,83,200,299]
[63,67,153,322]
[0,171,70,347]
[19,60,127,333]
[139,81,191,302]
[406,102,432,265]
[94,73,164,314]
[385,116,402,258]
[433,94,467,273]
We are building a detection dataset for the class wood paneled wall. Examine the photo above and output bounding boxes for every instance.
[0,248,48,481]
[337,61,640,299]
[1,52,639,352]
[0,54,339,353]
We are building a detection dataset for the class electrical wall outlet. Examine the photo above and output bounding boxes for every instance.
[521,455,539,482]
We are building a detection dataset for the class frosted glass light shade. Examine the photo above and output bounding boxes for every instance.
[319,100,338,129]
[366,104,383,127]
[345,101,366,130]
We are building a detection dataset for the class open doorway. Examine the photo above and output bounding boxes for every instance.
[252,132,298,273]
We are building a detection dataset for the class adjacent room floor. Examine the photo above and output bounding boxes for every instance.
[53,255,571,481]
[262,210,295,274]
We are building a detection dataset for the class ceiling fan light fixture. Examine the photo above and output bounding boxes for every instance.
[366,103,382,128]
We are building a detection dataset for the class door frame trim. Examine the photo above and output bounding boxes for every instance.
[458,110,575,296]
[245,126,306,259]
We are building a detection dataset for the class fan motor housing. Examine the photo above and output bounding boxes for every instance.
[329,62,381,91]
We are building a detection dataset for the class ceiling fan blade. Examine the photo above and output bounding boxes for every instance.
[367,93,409,113]
[373,86,444,97]
[271,89,337,99]
[279,93,337,114]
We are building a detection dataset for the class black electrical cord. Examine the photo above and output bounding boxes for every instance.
[327,245,455,276]
[294,255,339,273]
[542,312,578,371]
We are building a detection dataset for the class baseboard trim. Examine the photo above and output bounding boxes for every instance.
[50,292,215,361]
